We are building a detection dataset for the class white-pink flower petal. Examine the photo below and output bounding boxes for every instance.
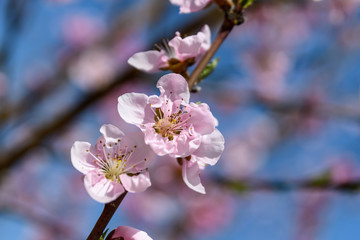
[120,172,151,193]
[192,129,225,166]
[118,93,152,125]
[84,171,125,203]
[170,0,212,13]
[199,24,211,50]
[156,73,190,103]
[172,133,202,158]
[71,141,97,174]
[127,50,167,72]
[182,159,206,194]
[100,124,125,143]
[188,102,218,135]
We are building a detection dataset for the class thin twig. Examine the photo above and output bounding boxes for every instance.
[87,191,128,240]
[187,18,234,89]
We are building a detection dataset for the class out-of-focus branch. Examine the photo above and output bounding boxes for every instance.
[217,176,360,193]
[87,191,128,240]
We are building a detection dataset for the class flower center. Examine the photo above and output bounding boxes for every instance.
[103,158,123,181]
[87,141,147,182]
[151,102,191,141]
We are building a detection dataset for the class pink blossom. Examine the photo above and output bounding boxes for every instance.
[118,73,224,193]
[170,0,212,13]
[106,226,153,240]
[184,189,235,235]
[127,25,210,73]
[71,124,155,203]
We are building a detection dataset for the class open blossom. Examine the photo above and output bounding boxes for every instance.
[106,226,153,240]
[127,25,210,73]
[118,73,224,193]
[170,0,212,13]
[71,124,155,203]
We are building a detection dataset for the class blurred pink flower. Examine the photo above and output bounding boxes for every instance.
[71,124,155,203]
[123,190,179,226]
[243,50,290,101]
[106,226,153,240]
[170,0,211,13]
[69,48,116,91]
[222,116,278,179]
[62,14,104,47]
[128,25,210,73]
[118,73,224,193]
[329,157,359,184]
[328,0,360,25]
[184,189,235,235]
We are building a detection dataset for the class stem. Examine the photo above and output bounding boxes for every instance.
[187,18,234,89]
[87,191,128,240]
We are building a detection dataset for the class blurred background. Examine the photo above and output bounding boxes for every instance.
[1,0,360,239]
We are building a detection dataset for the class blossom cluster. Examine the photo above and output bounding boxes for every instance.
[71,21,224,204]
[69,1,224,239]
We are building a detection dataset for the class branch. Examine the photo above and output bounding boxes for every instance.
[87,191,128,240]
[187,18,234,89]
[187,0,247,89]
